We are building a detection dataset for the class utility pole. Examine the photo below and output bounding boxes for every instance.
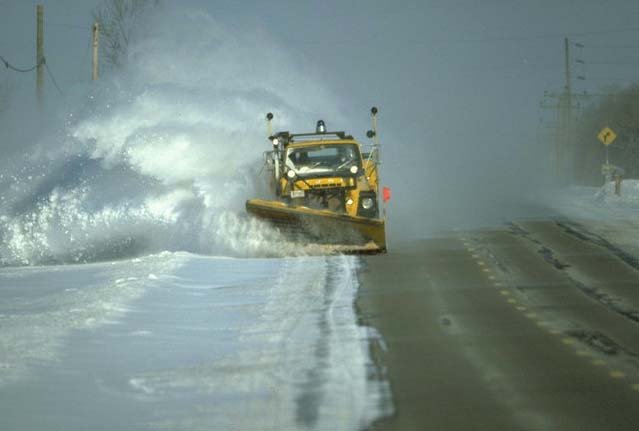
[557,37,574,184]
[92,22,99,81]
[541,39,603,185]
[564,37,572,101]
[36,4,44,108]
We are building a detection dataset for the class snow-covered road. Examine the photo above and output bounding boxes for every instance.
[0,253,390,430]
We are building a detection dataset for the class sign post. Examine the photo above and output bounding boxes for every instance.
[597,126,617,166]
[597,126,617,182]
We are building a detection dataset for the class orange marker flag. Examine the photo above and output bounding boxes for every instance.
[382,186,391,203]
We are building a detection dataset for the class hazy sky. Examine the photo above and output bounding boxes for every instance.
[3,0,639,237]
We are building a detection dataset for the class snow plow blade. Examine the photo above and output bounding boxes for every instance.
[246,199,386,254]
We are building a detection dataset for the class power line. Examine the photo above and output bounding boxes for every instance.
[44,61,64,97]
[567,27,639,37]
[0,55,43,73]
[293,26,639,47]
[586,61,639,65]
[580,45,639,49]
[44,21,91,31]
[581,77,639,82]
[431,26,639,44]
[1,54,65,98]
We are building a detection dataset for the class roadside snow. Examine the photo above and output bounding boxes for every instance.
[544,179,639,257]
[0,253,183,386]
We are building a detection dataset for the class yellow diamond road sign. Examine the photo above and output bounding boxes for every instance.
[598,127,617,146]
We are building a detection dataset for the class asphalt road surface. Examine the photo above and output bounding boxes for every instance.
[359,219,639,431]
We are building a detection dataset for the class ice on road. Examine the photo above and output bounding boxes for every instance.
[0,253,389,430]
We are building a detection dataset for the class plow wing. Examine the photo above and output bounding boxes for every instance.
[246,199,386,254]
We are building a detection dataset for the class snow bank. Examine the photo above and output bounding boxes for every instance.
[544,179,639,258]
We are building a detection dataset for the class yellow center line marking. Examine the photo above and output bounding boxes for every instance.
[631,383,639,392]
[526,313,537,319]
[500,290,510,296]
[549,329,561,335]
[562,338,575,345]
[507,298,517,304]
[610,371,626,379]
[592,359,605,366]
[488,275,496,280]
[493,282,504,287]
[477,261,485,266]
[517,306,527,311]
[482,268,491,273]
[576,350,592,357]
[472,254,480,259]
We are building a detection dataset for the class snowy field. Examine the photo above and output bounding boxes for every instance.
[0,252,390,430]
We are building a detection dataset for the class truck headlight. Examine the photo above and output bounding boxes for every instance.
[350,165,358,174]
[357,192,378,218]
[362,197,374,209]
[287,170,296,179]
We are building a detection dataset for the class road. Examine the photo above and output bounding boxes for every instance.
[359,219,639,430]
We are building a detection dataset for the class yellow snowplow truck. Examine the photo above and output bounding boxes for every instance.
[246,107,387,253]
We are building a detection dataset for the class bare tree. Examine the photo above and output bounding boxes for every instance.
[92,0,159,70]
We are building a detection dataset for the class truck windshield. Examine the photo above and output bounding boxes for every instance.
[286,144,361,176]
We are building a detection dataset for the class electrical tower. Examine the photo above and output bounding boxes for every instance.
[539,37,591,185]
